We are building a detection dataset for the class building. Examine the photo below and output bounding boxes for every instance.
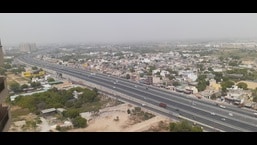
[41,108,57,117]
[0,39,10,132]
[19,43,37,53]
[22,70,45,78]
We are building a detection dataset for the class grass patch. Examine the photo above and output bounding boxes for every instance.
[11,108,30,119]
[79,102,103,112]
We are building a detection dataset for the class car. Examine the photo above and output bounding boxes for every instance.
[211,112,216,116]
[141,104,146,106]
[221,118,226,121]
[228,113,233,116]
[113,86,116,89]
[134,85,137,88]
[219,105,226,109]
[113,82,117,84]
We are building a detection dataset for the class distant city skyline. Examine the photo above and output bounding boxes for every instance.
[1,13,257,45]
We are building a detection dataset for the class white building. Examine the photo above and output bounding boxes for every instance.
[152,69,161,75]
[213,68,223,72]
[160,70,170,77]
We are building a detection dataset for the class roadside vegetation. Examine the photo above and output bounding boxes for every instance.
[11,87,122,129]
[127,107,155,124]
[169,120,203,132]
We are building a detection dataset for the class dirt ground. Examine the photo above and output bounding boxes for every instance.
[7,73,29,85]
[69,103,171,132]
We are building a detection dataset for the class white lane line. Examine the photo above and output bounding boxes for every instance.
[73,74,249,132]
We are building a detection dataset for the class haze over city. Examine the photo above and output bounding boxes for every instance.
[2,13,257,132]
[1,13,257,45]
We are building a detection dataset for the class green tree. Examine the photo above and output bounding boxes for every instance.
[149,65,156,73]
[219,56,224,61]
[168,75,175,80]
[237,82,248,90]
[221,80,235,92]
[127,109,131,114]
[93,87,98,94]
[210,94,217,100]
[63,109,80,119]
[196,75,208,92]
[47,77,55,82]
[0,67,6,75]
[72,116,87,128]
[169,120,202,132]
[30,82,41,88]
[10,82,20,93]
[130,68,135,73]
[253,97,257,103]
[214,72,223,82]
[126,74,130,79]
[20,84,29,90]
[32,66,38,70]
[197,64,204,71]
[172,81,180,87]
[208,67,213,72]
[4,63,12,69]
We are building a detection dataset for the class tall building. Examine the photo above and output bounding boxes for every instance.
[19,43,37,53]
[0,39,10,132]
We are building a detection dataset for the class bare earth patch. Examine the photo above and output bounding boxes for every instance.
[69,103,171,132]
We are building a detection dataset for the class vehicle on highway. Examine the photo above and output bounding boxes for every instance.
[254,113,257,117]
[141,103,146,106]
[159,103,167,108]
[134,85,137,88]
[219,105,226,109]
[175,108,180,111]
[221,118,226,121]
[113,82,117,84]
[113,86,116,89]
[229,113,233,116]
[211,112,216,116]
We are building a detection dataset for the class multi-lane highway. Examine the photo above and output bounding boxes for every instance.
[17,53,257,132]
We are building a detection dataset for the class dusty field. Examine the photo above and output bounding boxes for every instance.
[69,103,171,132]
[237,81,257,90]
[7,73,29,85]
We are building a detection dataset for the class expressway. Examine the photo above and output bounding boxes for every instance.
[17,53,257,132]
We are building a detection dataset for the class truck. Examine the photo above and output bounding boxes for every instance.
[159,103,167,108]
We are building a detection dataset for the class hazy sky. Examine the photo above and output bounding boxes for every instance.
[1,13,257,45]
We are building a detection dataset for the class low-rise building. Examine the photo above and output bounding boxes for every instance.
[41,108,57,117]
